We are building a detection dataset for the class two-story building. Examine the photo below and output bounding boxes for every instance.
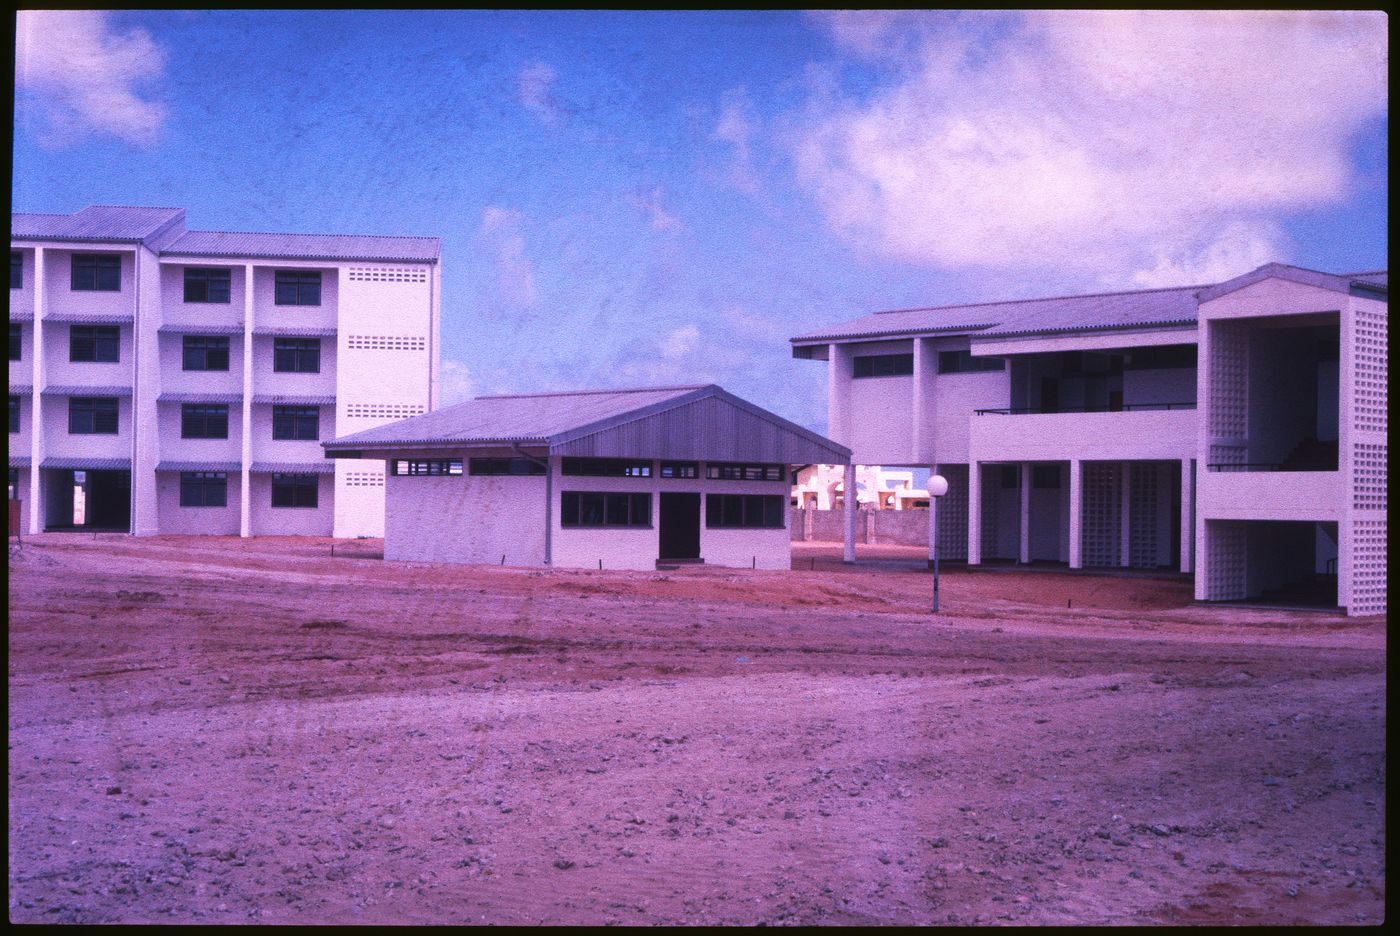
[9,205,440,538]
[791,263,1386,616]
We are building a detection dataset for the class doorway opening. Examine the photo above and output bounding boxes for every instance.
[659,492,701,561]
[44,469,130,531]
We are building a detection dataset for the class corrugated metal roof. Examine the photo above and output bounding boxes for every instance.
[43,385,134,397]
[45,312,136,324]
[10,383,33,396]
[11,205,185,242]
[165,229,439,264]
[41,456,132,470]
[157,460,242,472]
[324,384,851,464]
[252,394,336,406]
[9,310,35,322]
[250,461,335,475]
[9,455,31,468]
[157,392,244,404]
[792,263,1388,346]
[158,323,245,336]
[1197,263,1389,304]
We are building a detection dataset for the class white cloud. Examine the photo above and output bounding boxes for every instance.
[658,324,700,360]
[796,10,1388,283]
[439,359,477,405]
[517,62,560,123]
[634,186,682,232]
[478,206,538,308]
[15,10,168,148]
[713,88,762,194]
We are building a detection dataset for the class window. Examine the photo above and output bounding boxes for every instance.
[70,325,120,363]
[273,338,320,373]
[938,350,1004,373]
[8,468,17,501]
[706,494,786,528]
[705,463,785,482]
[179,472,227,507]
[1032,465,1061,489]
[1125,345,1197,370]
[561,458,652,477]
[182,335,230,371]
[10,252,20,289]
[660,461,699,479]
[68,397,119,434]
[8,396,18,434]
[469,457,545,476]
[181,404,229,439]
[71,254,121,291]
[9,324,19,361]
[391,459,464,476]
[183,267,231,303]
[272,406,319,441]
[274,270,321,306]
[560,491,651,527]
[999,465,1019,488]
[271,473,318,508]
[853,353,914,378]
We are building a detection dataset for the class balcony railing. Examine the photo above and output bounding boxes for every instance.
[974,402,1196,415]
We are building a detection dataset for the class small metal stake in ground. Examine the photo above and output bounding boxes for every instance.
[928,474,949,613]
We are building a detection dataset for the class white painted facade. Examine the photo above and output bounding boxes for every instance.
[10,206,439,538]
[793,264,1386,615]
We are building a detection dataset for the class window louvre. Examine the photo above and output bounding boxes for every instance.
[560,491,651,527]
[853,353,914,378]
[706,494,786,528]
[391,460,464,476]
[469,458,545,476]
[705,462,784,482]
[561,458,652,477]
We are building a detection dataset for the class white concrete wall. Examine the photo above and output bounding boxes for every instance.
[249,403,335,462]
[157,333,245,397]
[155,471,241,534]
[43,323,135,388]
[385,470,547,566]
[11,249,35,317]
[251,265,338,331]
[250,336,337,397]
[43,249,136,318]
[970,409,1196,464]
[159,264,246,330]
[926,337,1007,465]
[248,472,334,535]
[40,395,133,461]
[156,401,243,461]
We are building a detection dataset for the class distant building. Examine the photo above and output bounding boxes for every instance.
[791,464,927,510]
[9,205,440,538]
[791,263,1387,616]
[322,384,850,570]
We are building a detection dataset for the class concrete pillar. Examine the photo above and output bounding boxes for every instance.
[828,343,851,447]
[842,462,857,563]
[967,461,982,565]
[1179,458,1193,573]
[27,248,44,534]
[131,247,162,535]
[1120,462,1132,567]
[1019,462,1032,564]
[1068,459,1082,569]
[240,263,255,537]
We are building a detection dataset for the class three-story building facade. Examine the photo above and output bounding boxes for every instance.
[9,205,440,538]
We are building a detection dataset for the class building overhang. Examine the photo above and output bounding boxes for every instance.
[968,324,1199,357]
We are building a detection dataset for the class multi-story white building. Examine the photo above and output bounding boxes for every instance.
[9,205,440,538]
[791,263,1386,616]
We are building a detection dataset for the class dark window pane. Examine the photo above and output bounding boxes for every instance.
[8,396,18,434]
[10,252,20,290]
[71,254,121,292]
[273,338,320,373]
[9,324,19,361]
[579,492,605,525]
[184,268,232,303]
[274,270,322,306]
[561,492,580,526]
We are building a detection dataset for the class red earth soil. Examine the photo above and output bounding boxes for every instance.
[7,534,1386,924]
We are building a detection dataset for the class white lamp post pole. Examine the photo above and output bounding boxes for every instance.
[928,474,949,613]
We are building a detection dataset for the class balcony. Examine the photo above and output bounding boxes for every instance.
[969,404,1197,463]
[1198,468,1343,522]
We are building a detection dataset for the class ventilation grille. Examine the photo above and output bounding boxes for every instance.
[1081,462,1122,568]
[346,335,427,351]
[1128,462,1161,569]
[344,470,384,488]
[348,267,428,283]
[1208,323,1248,439]
[1353,305,1386,433]
[344,403,426,420]
[935,464,969,561]
[978,468,1001,560]
[1204,520,1247,601]
[1352,442,1386,511]
[1350,518,1386,616]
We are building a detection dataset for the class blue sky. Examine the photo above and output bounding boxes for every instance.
[13,10,1388,433]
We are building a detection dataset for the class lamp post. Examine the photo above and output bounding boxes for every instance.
[928,473,949,612]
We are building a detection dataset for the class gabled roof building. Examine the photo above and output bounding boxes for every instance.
[10,205,440,538]
[792,263,1387,616]
[323,384,850,570]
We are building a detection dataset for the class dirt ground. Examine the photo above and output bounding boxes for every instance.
[7,534,1386,925]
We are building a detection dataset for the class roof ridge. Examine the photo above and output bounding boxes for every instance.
[872,281,1210,317]
[85,204,184,211]
[180,228,440,241]
[476,384,712,401]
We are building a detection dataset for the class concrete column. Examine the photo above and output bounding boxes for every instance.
[1068,459,1082,569]
[240,263,255,537]
[1120,462,1132,567]
[1179,458,1193,573]
[131,247,162,535]
[967,461,982,565]
[1019,462,1032,564]
[828,343,851,447]
[27,247,45,534]
[842,462,857,563]
[927,462,938,565]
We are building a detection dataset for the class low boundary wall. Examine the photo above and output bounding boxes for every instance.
[789,507,929,546]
